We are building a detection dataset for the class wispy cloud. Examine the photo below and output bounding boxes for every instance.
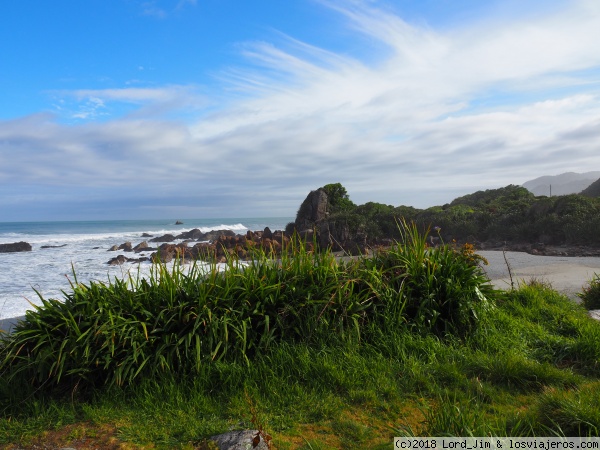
[49,86,208,120]
[2,0,600,220]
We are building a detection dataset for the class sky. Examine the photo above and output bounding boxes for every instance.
[1,0,600,221]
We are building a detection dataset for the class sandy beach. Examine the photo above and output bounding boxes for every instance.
[479,250,600,300]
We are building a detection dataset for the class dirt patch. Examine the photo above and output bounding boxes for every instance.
[0,422,139,450]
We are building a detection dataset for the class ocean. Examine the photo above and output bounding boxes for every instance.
[0,218,293,320]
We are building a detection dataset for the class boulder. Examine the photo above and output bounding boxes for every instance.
[209,430,270,450]
[263,226,273,240]
[107,245,119,251]
[176,228,205,240]
[107,255,127,265]
[133,241,149,252]
[40,244,67,249]
[191,242,217,260]
[118,242,133,252]
[150,243,192,263]
[107,255,148,265]
[202,229,237,242]
[149,234,176,243]
[0,242,32,253]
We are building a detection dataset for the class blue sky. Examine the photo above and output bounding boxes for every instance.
[1,0,600,221]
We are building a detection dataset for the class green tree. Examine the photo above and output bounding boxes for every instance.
[322,183,356,213]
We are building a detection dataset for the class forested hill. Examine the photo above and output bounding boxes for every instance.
[289,183,600,251]
[581,178,600,197]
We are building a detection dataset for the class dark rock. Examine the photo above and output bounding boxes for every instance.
[107,255,127,265]
[176,228,205,240]
[150,243,192,263]
[107,245,119,251]
[210,430,270,450]
[191,242,217,259]
[149,234,176,243]
[175,220,184,225]
[263,226,273,239]
[141,233,153,238]
[118,242,133,252]
[133,241,149,252]
[202,229,237,242]
[298,228,315,240]
[107,255,148,265]
[40,244,67,249]
[0,242,32,253]
[294,188,329,231]
[292,187,369,253]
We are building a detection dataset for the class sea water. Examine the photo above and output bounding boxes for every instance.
[0,218,292,320]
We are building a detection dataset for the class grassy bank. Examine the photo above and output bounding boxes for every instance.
[1,225,599,449]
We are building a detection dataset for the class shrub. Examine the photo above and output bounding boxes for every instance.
[370,220,496,337]
[0,226,498,392]
[578,274,600,310]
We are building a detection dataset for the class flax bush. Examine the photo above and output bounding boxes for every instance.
[370,220,496,337]
[0,225,497,393]
[578,274,600,310]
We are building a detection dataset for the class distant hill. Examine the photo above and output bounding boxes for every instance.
[522,171,600,196]
[581,178,600,197]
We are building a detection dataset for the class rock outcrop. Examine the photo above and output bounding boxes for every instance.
[294,188,330,231]
[0,242,32,253]
[291,188,368,255]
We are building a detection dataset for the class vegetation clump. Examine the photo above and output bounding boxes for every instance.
[0,223,495,391]
[296,183,600,248]
[578,274,600,310]
[2,222,600,446]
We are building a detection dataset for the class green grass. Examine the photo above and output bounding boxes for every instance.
[578,273,600,310]
[1,224,600,448]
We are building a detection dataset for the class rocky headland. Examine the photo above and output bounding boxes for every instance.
[4,183,600,263]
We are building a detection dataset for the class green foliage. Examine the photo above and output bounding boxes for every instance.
[0,226,498,394]
[531,382,600,436]
[4,211,600,443]
[312,183,600,247]
[450,185,535,209]
[322,182,356,213]
[578,274,600,310]
[371,221,496,337]
[3,277,600,443]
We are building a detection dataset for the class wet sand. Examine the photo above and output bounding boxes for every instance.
[479,250,600,300]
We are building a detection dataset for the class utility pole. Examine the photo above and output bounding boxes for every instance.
[549,184,552,197]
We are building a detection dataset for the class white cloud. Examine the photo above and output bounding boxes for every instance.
[2,0,600,219]
[49,86,208,121]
